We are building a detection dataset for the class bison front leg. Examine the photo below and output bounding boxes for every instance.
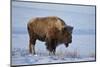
[53,40,57,55]
[52,48,56,55]
[49,48,56,55]
[46,40,53,55]
[46,39,56,55]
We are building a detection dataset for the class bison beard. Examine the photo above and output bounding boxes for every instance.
[46,40,69,55]
[27,16,73,55]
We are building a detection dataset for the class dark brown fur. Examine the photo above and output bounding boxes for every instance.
[27,16,73,55]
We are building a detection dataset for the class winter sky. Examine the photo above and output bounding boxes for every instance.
[12,1,96,34]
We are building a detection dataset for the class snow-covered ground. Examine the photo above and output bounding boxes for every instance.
[11,1,96,66]
[11,34,95,66]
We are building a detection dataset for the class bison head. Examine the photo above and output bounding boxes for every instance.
[61,25,73,47]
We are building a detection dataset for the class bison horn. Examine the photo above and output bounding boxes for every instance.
[63,25,73,34]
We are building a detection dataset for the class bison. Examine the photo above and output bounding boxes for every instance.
[27,16,73,55]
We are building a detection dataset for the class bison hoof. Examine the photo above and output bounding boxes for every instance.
[49,52,55,56]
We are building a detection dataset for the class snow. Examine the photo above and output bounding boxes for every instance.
[11,34,95,66]
[12,51,95,65]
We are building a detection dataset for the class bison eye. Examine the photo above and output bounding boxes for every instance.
[62,27,67,33]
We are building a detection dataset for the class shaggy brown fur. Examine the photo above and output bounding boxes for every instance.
[27,16,73,55]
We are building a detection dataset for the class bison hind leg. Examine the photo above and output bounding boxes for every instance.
[29,38,37,55]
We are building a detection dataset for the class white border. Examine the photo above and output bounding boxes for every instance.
[0,0,10,67]
[0,0,99,67]
[21,0,96,5]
